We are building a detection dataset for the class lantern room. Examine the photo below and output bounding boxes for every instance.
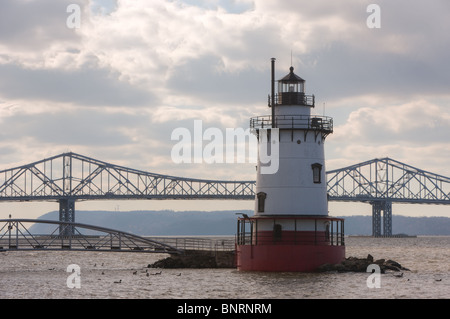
[278,66,305,93]
[276,66,314,107]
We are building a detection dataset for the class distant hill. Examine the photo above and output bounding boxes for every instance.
[30,210,246,236]
[30,210,450,236]
[343,215,450,236]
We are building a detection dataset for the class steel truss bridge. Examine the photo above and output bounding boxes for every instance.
[327,158,450,236]
[0,153,449,241]
[0,152,254,237]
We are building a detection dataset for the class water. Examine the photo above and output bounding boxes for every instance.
[0,236,449,299]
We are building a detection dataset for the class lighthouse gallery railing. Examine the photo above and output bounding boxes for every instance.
[236,216,344,247]
[250,115,333,134]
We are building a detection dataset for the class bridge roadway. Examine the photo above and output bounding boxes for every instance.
[0,153,449,238]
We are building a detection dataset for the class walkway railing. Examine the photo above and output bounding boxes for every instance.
[0,219,236,254]
[145,237,235,252]
[0,219,182,254]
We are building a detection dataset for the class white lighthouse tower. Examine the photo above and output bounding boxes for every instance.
[236,58,345,272]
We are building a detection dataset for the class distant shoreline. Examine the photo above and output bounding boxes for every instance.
[29,210,450,236]
[348,234,417,238]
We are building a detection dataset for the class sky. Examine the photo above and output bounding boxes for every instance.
[0,0,449,219]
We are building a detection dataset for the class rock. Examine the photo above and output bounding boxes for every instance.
[385,259,410,271]
[341,256,374,272]
[317,255,409,273]
[386,260,402,268]
[317,263,334,272]
[148,250,236,269]
[374,259,385,265]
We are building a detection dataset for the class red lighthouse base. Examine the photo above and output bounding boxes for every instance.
[236,244,345,272]
[236,216,345,272]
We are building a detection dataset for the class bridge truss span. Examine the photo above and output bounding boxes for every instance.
[327,158,450,236]
[0,152,255,201]
[327,157,450,204]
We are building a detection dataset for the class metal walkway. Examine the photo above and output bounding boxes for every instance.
[0,219,183,254]
[0,219,236,254]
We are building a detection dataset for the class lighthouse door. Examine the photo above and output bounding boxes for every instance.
[273,224,282,242]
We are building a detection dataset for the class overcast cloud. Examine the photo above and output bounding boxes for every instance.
[0,0,449,218]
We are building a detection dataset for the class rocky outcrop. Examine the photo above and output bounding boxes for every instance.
[149,251,409,273]
[148,250,235,269]
[317,254,410,273]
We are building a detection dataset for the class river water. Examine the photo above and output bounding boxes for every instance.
[0,236,449,299]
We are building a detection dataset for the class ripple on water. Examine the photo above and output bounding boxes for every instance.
[0,237,449,299]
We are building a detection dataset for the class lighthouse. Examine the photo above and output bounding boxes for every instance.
[236,58,345,272]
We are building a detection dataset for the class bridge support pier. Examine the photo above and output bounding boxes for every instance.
[59,198,75,236]
[371,201,392,237]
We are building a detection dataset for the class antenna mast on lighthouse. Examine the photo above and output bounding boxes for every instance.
[271,58,276,128]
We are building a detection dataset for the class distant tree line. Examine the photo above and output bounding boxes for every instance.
[30,210,450,236]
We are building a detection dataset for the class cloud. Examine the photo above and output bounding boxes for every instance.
[0,108,139,146]
[4,0,450,108]
[0,0,87,66]
[180,0,254,13]
[327,99,450,176]
[0,63,155,107]
[332,100,450,143]
[0,64,153,107]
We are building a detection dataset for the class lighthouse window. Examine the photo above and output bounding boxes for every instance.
[273,224,282,241]
[257,192,267,213]
[311,163,322,184]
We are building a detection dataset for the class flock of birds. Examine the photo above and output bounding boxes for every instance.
[58,263,445,285]
[91,263,180,284]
